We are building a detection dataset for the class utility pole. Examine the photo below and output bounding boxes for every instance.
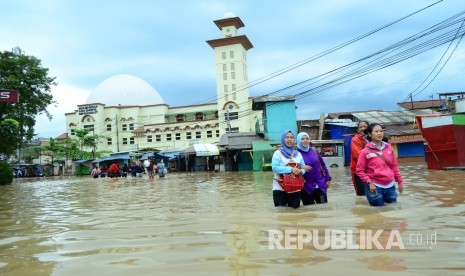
[430,94,434,113]
[410,93,414,109]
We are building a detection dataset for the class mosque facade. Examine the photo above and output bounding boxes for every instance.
[64,13,262,153]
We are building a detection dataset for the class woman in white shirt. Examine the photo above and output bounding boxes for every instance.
[272,130,307,209]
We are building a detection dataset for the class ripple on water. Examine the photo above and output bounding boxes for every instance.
[0,165,464,275]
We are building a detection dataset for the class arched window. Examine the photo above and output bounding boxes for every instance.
[176,114,185,122]
[195,112,204,120]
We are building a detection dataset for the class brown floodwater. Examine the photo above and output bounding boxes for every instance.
[0,165,464,275]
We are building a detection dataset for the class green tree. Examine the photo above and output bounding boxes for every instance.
[75,128,103,159]
[0,118,19,155]
[37,138,65,165]
[0,49,56,147]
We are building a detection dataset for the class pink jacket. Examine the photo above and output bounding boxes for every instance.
[356,142,403,187]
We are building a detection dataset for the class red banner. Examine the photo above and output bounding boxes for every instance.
[0,90,19,103]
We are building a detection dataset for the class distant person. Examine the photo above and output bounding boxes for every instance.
[356,123,404,206]
[136,162,145,177]
[272,130,307,209]
[100,165,107,178]
[297,132,331,205]
[130,162,138,177]
[121,163,129,177]
[146,157,155,180]
[108,162,121,178]
[90,164,100,179]
[157,160,166,178]
[350,121,369,196]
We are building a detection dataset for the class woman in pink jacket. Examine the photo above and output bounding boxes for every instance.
[356,123,404,206]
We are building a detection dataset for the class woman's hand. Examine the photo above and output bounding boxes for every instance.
[301,165,312,172]
[398,185,404,194]
[369,182,377,195]
[291,167,301,175]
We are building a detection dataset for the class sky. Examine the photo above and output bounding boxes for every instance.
[1,0,464,138]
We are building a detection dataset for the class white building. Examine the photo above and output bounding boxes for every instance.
[64,13,262,154]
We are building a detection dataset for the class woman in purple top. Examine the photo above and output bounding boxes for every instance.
[297,132,332,205]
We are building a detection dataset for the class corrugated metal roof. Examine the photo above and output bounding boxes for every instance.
[352,109,439,125]
[217,132,265,149]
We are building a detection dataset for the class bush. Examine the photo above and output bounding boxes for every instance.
[0,162,13,185]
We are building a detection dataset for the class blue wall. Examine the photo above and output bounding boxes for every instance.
[327,125,357,166]
[265,101,298,141]
[397,142,425,157]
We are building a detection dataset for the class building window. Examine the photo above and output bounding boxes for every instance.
[176,133,181,140]
[106,124,112,131]
[233,92,237,100]
[129,123,134,131]
[70,129,75,136]
[222,52,226,59]
[122,124,127,131]
[123,138,128,145]
[216,130,220,137]
[224,85,228,92]
[147,135,152,142]
[232,84,236,91]
[223,73,227,80]
[230,51,234,58]
[225,112,239,120]
[107,138,112,145]
[130,137,135,144]
[223,64,227,71]
[195,112,204,120]
[196,131,201,139]
[176,114,185,122]
[225,93,228,101]
[186,132,192,139]
[207,130,212,138]
[166,134,172,141]
[231,72,235,79]
[231,63,235,70]
[84,125,94,131]
[156,135,161,142]
[230,127,239,133]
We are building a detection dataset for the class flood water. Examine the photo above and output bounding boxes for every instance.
[0,165,464,275]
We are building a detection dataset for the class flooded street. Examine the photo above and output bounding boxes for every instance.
[0,165,464,275]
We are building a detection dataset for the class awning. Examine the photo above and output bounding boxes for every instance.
[93,156,131,163]
[73,159,90,164]
[217,132,265,150]
[139,152,174,161]
[159,146,190,156]
[193,143,219,156]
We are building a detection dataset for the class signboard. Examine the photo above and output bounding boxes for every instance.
[0,89,19,103]
[389,133,424,144]
[78,105,98,115]
[390,134,423,140]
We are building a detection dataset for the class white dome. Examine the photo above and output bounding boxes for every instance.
[85,74,164,106]
[222,12,236,19]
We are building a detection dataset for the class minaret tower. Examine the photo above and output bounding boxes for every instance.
[206,12,253,135]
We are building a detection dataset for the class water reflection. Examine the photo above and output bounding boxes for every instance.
[0,165,464,275]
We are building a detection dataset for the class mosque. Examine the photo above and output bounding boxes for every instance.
[64,13,263,154]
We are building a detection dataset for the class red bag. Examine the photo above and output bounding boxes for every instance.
[277,162,305,193]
